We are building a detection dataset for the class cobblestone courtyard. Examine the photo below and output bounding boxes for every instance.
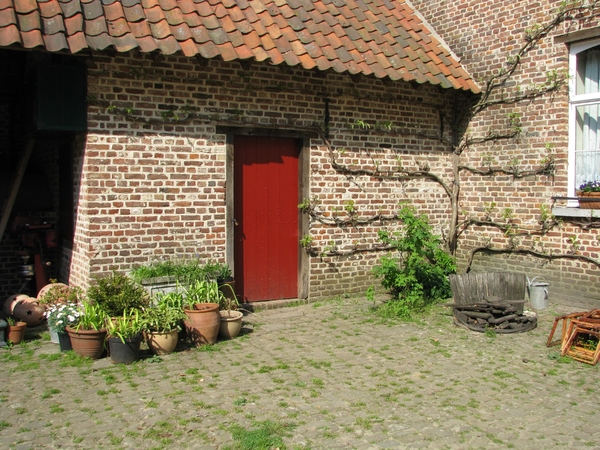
[1,295,600,449]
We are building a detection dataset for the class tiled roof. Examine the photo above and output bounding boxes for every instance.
[0,0,480,93]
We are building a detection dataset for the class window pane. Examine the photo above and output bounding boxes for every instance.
[576,47,600,95]
[575,151,600,187]
[575,104,600,187]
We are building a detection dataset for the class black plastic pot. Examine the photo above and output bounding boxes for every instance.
[58,332,72,352]
[108,334,142,364]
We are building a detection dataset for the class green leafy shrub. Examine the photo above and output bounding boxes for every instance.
[87,273,150,317]
[372,205,456,318]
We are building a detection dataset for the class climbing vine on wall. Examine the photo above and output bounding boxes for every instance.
[298,0,600,270]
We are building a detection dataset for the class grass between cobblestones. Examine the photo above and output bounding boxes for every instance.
[1,296,600,449]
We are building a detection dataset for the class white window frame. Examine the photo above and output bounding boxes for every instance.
[568,38,600,205]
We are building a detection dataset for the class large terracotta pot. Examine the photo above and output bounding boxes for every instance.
[3,294,30,315]
[183,303,220,345]
[146,329,179,355]
[66,326,107,359]
[12,299,45,327]
[37,283,68,302]
[6,321,27,345]
[219,310,244,340]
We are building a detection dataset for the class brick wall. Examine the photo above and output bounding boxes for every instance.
[412,0,600,303]
[77,52,466,299]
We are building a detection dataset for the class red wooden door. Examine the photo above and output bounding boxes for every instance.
[234,136,300,302]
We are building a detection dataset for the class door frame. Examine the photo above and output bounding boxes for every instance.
[218,126,315,300]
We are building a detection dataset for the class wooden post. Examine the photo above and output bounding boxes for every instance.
[0,139,35,242]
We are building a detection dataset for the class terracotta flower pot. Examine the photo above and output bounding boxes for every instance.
[146,329,179,355]
[12,297,45,327]
[3,293,29,315]
[6,321,26,345]
[219,310,243,340]
[66,326,107,359]
[183,303,220,345]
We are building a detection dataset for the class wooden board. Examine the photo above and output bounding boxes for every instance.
[449,272,526,305]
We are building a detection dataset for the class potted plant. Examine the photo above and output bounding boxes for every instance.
[66,301,108,360]
[106,309,145,364]
[38,282,83,308]
[44,303,79,351]
[143,291,187,355]
[218,285,243,340]
[182,280,223,345]
[38,283,82,344]
[577,180,600,209]
[5,316,26,345]
[209,262,237,303]
[131,258,207,295]
[87,272,150,317]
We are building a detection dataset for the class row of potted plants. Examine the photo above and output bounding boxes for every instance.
[49,283,241,363]
[3,266,242,363]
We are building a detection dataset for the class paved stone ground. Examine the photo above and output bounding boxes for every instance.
[1,295,600,449]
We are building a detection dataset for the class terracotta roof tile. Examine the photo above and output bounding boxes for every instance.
[314,55,331,71]
[0,22,20,45]
[82,0,103,20]
[189,24,208,42]
[178,36,197,55]
[136,33,158,51]
[59,0,82,18]
[250,44,269,61]
[66,29,87,51]
[129,19,152,37]
[233,40,252,59]
[181,10,201,26]
[21,28,43,47]
[171,21,193,40]
[227,28,243,46]
[14,0,36,14]
[304,40,322,58]
[123,4,145,22]
[156,33,179,53]
[111,32,139,52]
[297,51,315,69]
[108,18,132,38]
[42,30,67,50]
[39,0,61,18]
[64,12,82,34]
[159,0,178,11]
[193,1,212,17]
[42,15,65,34]
[17,10,39,32]
[85,15,106,36]
[265,46,283,64]
[0,0,479,93]
[0,6,14,28]
[177,0,195,15]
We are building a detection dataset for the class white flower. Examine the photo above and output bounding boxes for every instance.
[67,315,75,322]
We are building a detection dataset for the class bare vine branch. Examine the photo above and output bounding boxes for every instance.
[465,247,600,272]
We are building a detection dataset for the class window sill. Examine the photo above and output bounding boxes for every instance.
[552,207,600,218]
